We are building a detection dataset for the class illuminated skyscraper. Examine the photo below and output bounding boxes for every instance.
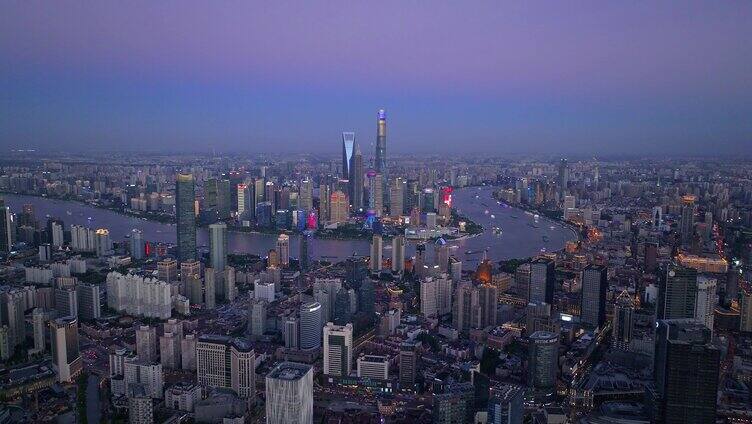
[276,234,290,267]
[680,195,696,245]
[329,191,349,224]
[375,109,387,185]
[299,178,313,212]
[176,173,197,262]
[342,132,355,178]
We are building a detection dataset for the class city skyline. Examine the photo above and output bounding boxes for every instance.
[2,2,751,155]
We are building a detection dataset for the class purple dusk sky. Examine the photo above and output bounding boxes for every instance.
[1,1,751,155]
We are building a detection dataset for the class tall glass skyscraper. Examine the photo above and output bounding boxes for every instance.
[375,109,388,205]
[342,132,355,177]
[350,144,364,211]
[209,222,227,272]
[175,173,197,262]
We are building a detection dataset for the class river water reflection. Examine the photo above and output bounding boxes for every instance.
[4,186,576,263]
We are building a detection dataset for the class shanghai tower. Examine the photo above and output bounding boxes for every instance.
[375,109,388,205]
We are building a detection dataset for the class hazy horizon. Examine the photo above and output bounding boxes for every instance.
[2,1,751,156]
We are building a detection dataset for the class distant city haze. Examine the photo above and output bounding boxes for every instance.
[1,1,751,155]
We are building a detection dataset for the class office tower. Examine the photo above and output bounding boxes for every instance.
[299,178,313,213]
[479,284,499,328]
[392,235,405,272]
[527,331,558,398]
[358,278,376,317]
[1,289,26,348]
[370,234,382,271]
[299,302,323,350]
[580,265,607,329]
[284,315,300,349]
[276,234,290,267]
[350,145,364,211]
[453,282,481,331]
[158,259,177,283]
[525,302,559,335]
[106,272,172,319]
[181,334,197,371]
[332,288,352,325]
[136,325,158,363]
[129,229,145,260]
[236,183,251,217]
[680,195,696,245]
[160,332,181,369]
[55,286,78,318]
[196,335,255,398]
[176,173,197,262]
[319,183,330,223]
[208,222,227,272]
[399,341,418,388]
[265,362,314,424]
[557,158,568,198]
[248,299,267,337]
[329,190,349,224]
[32,308,47,352]
[205,178,231,220]
[181,259,201,280]
[0,204,12,253]
[76,283,101,320]
[128,384,154,424]
[488,384,524,424]
[204,268,216,309]
[375,108,388,187]
[726,266,740,306]
[50,220,64,247]
[323,322,353,377]
[95,228,111,257]
[644,241,658,273]
[652,319,720,423]
[368,172,384,215]
[342,131,355,177]
[612,292,635,350]
[357,354,389,380]
[694,276,716,335]
[264,181,276,211]
[299,231,310,271]
[124,359,164,398]
[389,178,404,217]
[659,263,698,320]
[224,266,236,301]
[529,258,555,304]
[50,316,82,383]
